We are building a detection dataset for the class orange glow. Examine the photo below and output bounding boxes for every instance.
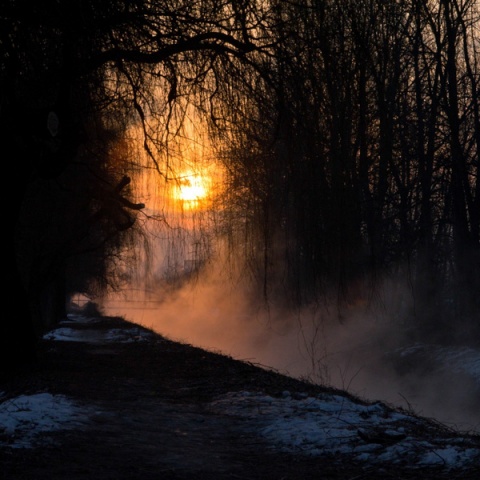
[172,170,212,210]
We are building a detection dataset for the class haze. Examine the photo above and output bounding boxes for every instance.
[103,250,480,434]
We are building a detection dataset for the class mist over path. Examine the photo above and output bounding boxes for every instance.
[104,283,480,434]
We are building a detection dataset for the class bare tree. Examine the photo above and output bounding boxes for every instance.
[209,0,480,343]
[1,0,266,375]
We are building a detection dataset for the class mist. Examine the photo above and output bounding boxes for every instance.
[103,247,480,435]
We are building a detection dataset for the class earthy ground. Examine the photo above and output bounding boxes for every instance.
[1,316,479,479]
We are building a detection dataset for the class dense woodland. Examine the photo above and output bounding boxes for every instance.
[211,0,480,343]
[2,0,480,376]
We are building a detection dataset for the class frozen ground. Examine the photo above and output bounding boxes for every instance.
[1,314,479,473]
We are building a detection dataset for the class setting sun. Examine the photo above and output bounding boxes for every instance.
[173,170,211,208]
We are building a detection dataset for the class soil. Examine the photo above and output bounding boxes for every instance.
[1,316,479,480]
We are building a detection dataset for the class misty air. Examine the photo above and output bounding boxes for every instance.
[3,0,480,478]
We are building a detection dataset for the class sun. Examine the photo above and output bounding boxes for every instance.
[173,170,210,208]
[177,173,206,201]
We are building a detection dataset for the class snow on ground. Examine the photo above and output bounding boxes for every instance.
[397,342,480,384]
[209,391,479,468]
[42,314,157,344]
[1,314,480,472]
[0,392,96,449]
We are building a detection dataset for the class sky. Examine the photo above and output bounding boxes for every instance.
[1,313,479,472]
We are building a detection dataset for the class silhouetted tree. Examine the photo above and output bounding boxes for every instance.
[1,0,262,376]
[211,0,480,343]
[4,0,479,379]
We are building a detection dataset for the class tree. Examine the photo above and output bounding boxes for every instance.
[1,0,265,377]
[209,0,480,343]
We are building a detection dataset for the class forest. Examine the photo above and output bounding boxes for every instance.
[2,0,480,377]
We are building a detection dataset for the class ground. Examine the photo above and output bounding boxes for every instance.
[1,316,479,479]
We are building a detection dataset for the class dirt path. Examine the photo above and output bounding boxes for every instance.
[11,398,278,479]
[1,316,479,479]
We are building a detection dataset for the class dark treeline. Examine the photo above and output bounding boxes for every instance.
[212,0,480,344]
[1,0,263,375]
[1,0,149,373]
[2,0,479,376]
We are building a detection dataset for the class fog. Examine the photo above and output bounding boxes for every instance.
[103,249,480,435]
